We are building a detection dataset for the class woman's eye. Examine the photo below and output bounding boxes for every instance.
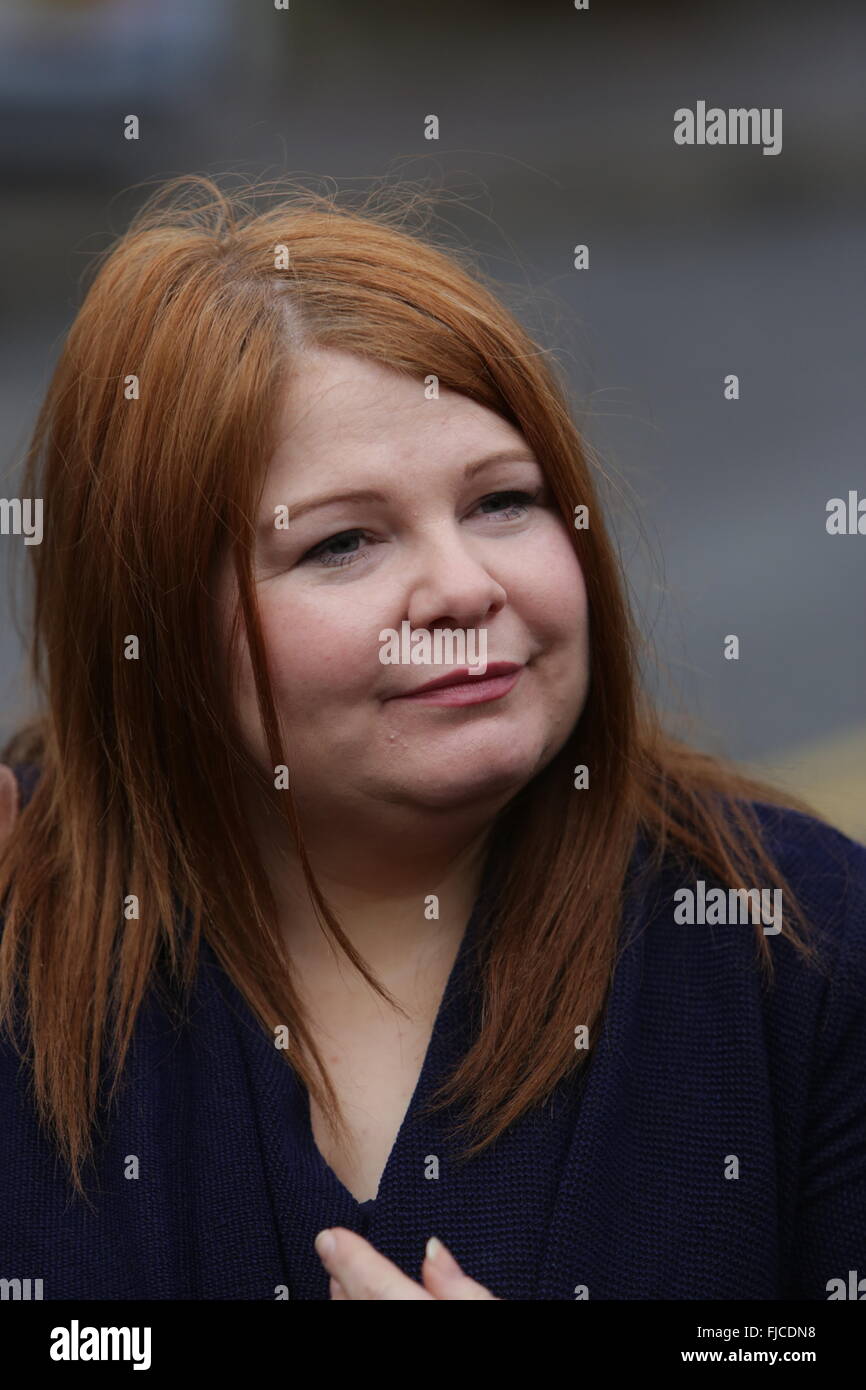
[473,489,540,519]
[300,529,371,568]
[299,489,542,570]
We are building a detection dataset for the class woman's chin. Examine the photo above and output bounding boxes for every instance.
[393,757,539,813]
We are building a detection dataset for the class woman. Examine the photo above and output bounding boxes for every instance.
[1,175,863,1301]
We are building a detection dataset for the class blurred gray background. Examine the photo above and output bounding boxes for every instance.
[1,0,864,835]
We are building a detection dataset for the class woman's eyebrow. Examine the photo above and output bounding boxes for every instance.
[258,447,538,534]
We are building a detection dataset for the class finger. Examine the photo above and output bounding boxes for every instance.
[422,1236,498,1300]
[329,1276,347,1300]
[315,1227,434,1301]
[0,764,19,846]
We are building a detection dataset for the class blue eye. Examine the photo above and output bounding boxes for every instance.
[299,488,543,569]
[301,529,369,568]
[475,489,539,518]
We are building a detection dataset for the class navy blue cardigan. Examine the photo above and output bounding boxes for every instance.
[2,760,865,1300]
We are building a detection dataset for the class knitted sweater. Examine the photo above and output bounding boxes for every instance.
[1,760,865,1300]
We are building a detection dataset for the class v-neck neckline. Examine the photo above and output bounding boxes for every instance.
[209,856,498,1286]
[181,827,654,1297]
[294,879,491,1216]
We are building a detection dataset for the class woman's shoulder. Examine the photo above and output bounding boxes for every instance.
[684,799,866,1053]
[748,795,866,869]
[637,795,866,1004]
[746,798,866,964]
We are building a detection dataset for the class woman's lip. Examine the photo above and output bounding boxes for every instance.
[389,667,523,706]
[393,661,524,698]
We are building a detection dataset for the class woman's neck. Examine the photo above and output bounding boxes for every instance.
[245,787,496,983]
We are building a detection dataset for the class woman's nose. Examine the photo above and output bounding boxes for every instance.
[404,532,508,632]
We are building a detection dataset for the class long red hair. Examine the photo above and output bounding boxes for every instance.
[0,174,827,1198]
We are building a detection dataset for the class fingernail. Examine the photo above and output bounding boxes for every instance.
[426,1235,461,1275]
[315,1229,336,1260]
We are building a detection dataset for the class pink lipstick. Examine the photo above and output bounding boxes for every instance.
[388,662,523,707]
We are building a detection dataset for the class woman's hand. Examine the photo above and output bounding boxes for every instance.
[0,764,19,845]
[314,1228,499,1300]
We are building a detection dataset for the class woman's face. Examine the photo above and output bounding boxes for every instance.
[215,347,590,823]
